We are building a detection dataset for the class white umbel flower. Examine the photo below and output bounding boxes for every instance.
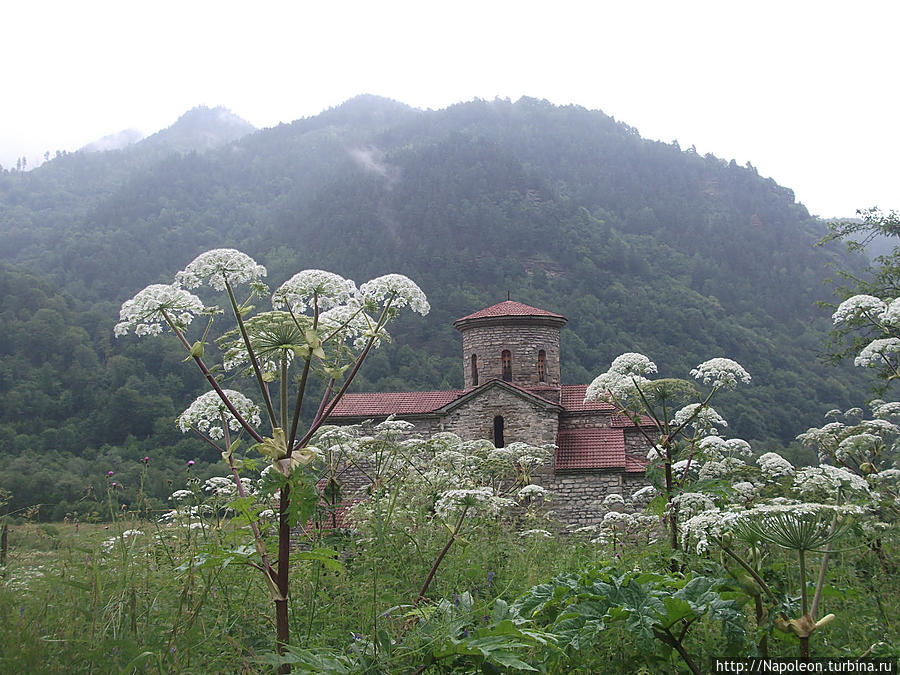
[757,452,795,479]
[832,294,887,325]
[176,249,267,291]
[358,274,430,315]
[854,338,900,367]
[609,352,658,377]
[178,390,261,440]
[690,358,751,389]
[672,403,727,433]
[272,270,357,313]
[115,284,207,337]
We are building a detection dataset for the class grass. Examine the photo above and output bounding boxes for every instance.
[1,515,898,673]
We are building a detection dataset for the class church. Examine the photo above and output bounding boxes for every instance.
[327,300,651,525]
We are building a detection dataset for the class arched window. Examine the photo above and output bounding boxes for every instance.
[537,349,546,382]
[471,354,478,386]
[493,415,505,448]
[501,350,512,382]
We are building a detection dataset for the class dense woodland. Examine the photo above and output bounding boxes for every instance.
[0,96,873,518]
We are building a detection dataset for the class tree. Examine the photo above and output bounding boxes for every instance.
[823,208,900,387]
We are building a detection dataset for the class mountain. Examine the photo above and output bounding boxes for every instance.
[0,95,873,516]
[137,105,256,154]
[81,128,145,153]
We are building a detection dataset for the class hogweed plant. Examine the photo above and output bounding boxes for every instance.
[679,457,871,658]
[583,353,751,563]
[300,423,554,671]
[115,248,429,668]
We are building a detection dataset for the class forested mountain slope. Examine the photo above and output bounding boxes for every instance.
[0,95,869,515]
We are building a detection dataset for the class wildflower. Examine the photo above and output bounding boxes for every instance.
[187,460,195,467]
[854,338,900,368]
[671,492,716,520]
[832,294,886,325]
[114,284,206,337]
[647,445,665,461]
[671,403,727,433]
[690,358,751,389]
[880,297,900,327]
[517,484,550,501]
[698,458,744,480]
[176,248,267,291]
[319,304,387,349]
[602,493,626,506]
[836,433,880,462]
[178,389,261,440]
[794,465,870,499]
[272,270,357,313]
[872,400,900,419]
[434,487,513,519]
[630,485,657,505]
[107,471,114,476]
[731,481,758,503]
[358,274,430,315]
[520,529,553,538]
[609,352,658,377]
[757,452,795,479]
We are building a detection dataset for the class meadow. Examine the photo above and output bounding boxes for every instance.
[0,452,897,674]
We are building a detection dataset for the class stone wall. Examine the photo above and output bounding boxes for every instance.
[541,471,623,527]
[439,387,559,446]
[559,411,615,430]
[459,322,561,388]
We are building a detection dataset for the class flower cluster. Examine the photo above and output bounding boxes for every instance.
[757,452,795,479]
[177,390,261,440]
[319,305,387,349]
[680,509,739,554]
[203,476,255,498]
[176,248,267,291]
[358,274,430,315]
[832,294,887,324]
[690,358,751,389]
[671,403,727,433]
[434,487,514,520]
[609,352,658,377]
[114,284,207,337]
[793,465,870,499]
[583,352,658,404]
[272,270,357,313]
[854,338,900,367]
[517,484,551,501]
[670,492,716,520]
[835,433,881,462]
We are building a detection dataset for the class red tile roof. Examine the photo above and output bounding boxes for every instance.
[327,389,467,417]
[455,300,566,322]
[561,384,655,427]
[625,455,650,473]
[559,384,615,411]
[556,428,625,470]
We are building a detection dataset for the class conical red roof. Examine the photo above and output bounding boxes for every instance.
[454,300,566,324]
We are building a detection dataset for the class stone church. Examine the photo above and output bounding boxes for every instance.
[327,300,651,525]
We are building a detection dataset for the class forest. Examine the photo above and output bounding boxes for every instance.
[0,95,874,517]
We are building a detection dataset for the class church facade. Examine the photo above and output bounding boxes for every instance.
[327,300,651,526]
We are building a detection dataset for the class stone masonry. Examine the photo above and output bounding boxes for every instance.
[327,300,651,527]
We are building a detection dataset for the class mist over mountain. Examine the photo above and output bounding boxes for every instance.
[81,128,145,153]
[137,105,256,154]
[0,95,870,515]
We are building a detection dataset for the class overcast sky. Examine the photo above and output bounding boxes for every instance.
[2,1,897,218]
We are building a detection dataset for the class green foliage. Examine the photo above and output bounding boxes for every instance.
[0,96,876,517]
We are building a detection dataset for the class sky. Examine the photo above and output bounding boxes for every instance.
[2,1,897,219]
